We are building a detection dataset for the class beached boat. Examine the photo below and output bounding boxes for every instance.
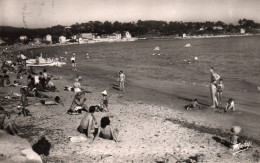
[26,55,66,67]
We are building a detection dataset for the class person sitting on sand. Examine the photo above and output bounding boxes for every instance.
[230,126,241,148]
[185,98,200,110]
[0,106,21,136]
[73,78,81,94]
[68,92,88,114]
[77,106,97,138]
[39,72,47,89]
[225,98,235,112]
[45,77,57,92]
[92,116,120,142]
[100,90,108,112]
[216,79,224,105]
[209,67,220,108]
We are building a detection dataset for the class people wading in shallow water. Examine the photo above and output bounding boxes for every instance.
[209,67,220,108]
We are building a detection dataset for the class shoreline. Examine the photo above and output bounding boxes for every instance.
[1,64,259,162]
[1,40,260,162]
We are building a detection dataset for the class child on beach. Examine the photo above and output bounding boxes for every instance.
[77,106,97,138]
[73,78,81,94]
[68,92,88,115]
[20,88,31,116]
[216,79,224,105]
[225,98,235,112]
[185,98,200,110]
[100,90,108,112]
[230,126,241,148]
[92,116,120,142]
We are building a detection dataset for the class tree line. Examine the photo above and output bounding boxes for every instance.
[0,19,259,44]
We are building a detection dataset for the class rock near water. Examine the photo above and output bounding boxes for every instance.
[0,130,42,163]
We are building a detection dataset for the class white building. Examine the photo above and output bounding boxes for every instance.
[59,36,66,43]
[107,33,122,40]
[240,28,246,34]
[125,31,132,39]
[78,33,95,39]
[46,35,52,43]
[20,35,28,41]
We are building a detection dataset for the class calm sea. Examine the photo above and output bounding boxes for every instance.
[30,35,260,115]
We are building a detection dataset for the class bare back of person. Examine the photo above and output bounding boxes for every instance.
[100,125,113,140]
[80,113,93,130]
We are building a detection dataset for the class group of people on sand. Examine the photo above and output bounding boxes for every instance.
[0,53,62,137]
[209,67,235,112]
[186,67,235,112]
[67,53,121,142]
[77,106,119,142]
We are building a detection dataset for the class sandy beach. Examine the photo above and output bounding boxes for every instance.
[0,60,259,163]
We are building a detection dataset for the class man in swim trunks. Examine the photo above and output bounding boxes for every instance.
[77,106,97,138]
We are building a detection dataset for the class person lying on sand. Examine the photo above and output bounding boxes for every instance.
[68,92,88,114]
[185,98,200,110]
[92,116,120,142]
[77,106,97,138]
[34,96,62,106]
[225,98,235,112]
[26,77,52,98]
[0,106,22,136]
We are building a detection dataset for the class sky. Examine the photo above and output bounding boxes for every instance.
[0,0,260,28]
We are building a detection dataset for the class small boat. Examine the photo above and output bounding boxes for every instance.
[154,46,160,51]
[26,54,66,67]
[184,43,191,47]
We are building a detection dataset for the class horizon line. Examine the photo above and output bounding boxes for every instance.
[2,18,258,29]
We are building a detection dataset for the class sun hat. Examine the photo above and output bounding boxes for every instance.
[101,90,107,95]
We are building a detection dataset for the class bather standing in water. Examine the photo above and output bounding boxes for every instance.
[209,67,220,108]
